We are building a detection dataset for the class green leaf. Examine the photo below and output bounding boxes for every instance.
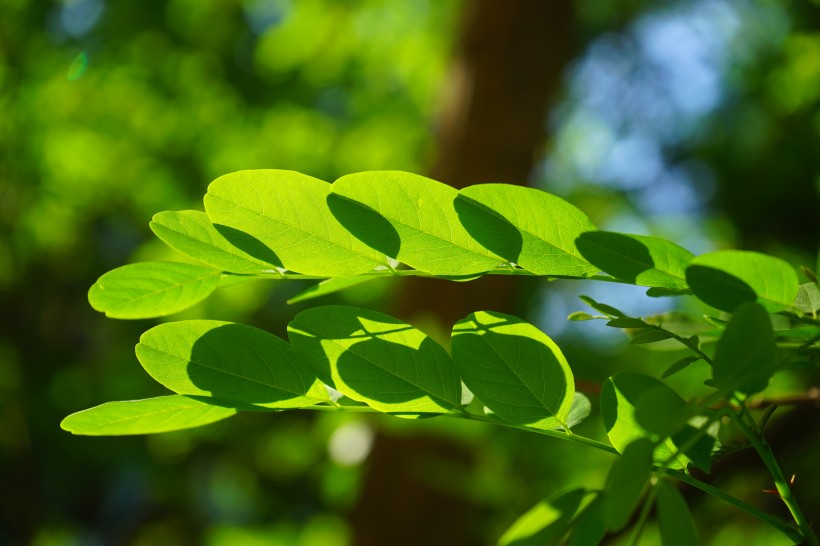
[671,423,716,473]
[287,276,376,304]
[567,496,606,546]
[656,480,701,546]
[330,171,504,275]
[795,282,820,314]
[633,385,688,436]
[576,232,694,291]
[602,438,654,532]
[629,329,675,345]
[61,395,236,435]
[711,302,775,397]
[204,170,388,276]
[606,317,649,329]
[565,392,592,429]
[686,250,799,313]
[288,306,461,413]
[498,488,588,546]
[600,373,688,468]
[150,210,277,274]
[136,320,328,409]
[662,356,701,379]
[451,311,574,430]
[567,312,597,321]
[457,184,599,277]
[579,295,627,318]
[88,262,222,319]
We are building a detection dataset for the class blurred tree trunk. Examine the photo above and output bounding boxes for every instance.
[351,1,575,545]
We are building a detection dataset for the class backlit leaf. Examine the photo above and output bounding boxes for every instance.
[498,488,588,546]
[657,480,701,546]
[686,250,799,312]
[287,276,376,304]
[136,320,328,409]
[151,210,276,274]
[330,171,504,275]
[61,395,236,435]
[88,261,221,319]
[711,302,775,397]
[457,184,599,277]
[288,306,461,413]
[576,232,694,291]
[205,170,388,276]
[452,311,574,430]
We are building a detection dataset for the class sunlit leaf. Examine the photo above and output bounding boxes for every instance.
[686,250,799,312]
[565,392,592,429]
[205,170,388,276]
[457,184,599,277]
[136,320,328,409]
[657,480,701,546]
[498,488,588,546]
[151,210,276,274]
[330,171,504,275]
[288,305,461,413]
[576,232,694,291]
[602,438,654,532]
[60,395,236,435]
[711,302,775,397]
[600,373,688,468]
[568,312,597,321]
[287,276,376,304]
[88,262,221,319]
[451,311,574,430]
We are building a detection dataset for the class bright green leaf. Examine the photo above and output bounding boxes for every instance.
[330,171,504,275]
[498,488,588,546]
[88,262,221,319]
[657,480,701,546]
[136,320,328,409]
[287,276,376,305]
[457,184,599,277]
[600,373,688,468]
[576,232,694,291]
[61,395,236,435]
[711,302,775,397]
[451,311,574,430]
[686,250,799,312]
[565,392,592,430]
[288,305,461,413]
[205,170,388,276]
[603,438,654,532]
[567,312,597,321]
[151,210,277,274]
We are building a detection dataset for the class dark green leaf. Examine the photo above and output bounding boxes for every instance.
[671,422,717,473]
[579,295,626,318]
[630,329,675,345]
[567,496,606,546]
[662,356,701,379]
[287,276,376,304]
[288,306,461,413]
[606,317,650,329]
[452,311,574,430]
[88,262,221,319]
[136,320,329,409]
[686,250,799,313]
[657,480,701,546]
[603,438,654,532]
[633,385,688,436]
[457,184,599,277]
[61,395,236,435]
[576,232,694,291]
[711,302,775,397]
[498,488,587,546]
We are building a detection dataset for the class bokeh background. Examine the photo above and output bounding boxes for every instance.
[1,0,819,544]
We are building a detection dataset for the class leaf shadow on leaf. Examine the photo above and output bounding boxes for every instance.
[452,194,524,264]
[212,224,284,269]
[685,265,757,312]
[186,324,316,408]
[576,232,654,283]
[327,193,402,260]
[499,487,587,546]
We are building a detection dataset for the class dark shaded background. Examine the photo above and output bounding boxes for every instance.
[1,0,818,544]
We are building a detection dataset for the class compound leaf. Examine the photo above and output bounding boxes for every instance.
[288,306,461,414]
[205,170,388,276]
[451,311,574,430]
[151,210,276,274]
[576,232,694,291]
[61,395,236,435]
[88,261,221,319]
[498,488,588,546]
[686,250,799,313]
[711,302,775,397]
[457,184,599,277]
[330,171,504,275]
[136,320,328,409]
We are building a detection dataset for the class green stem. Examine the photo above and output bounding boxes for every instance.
[731,410,818,546]
[627,482,657,546]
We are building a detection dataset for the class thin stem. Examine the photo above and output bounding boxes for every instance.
[730,409,818,546]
